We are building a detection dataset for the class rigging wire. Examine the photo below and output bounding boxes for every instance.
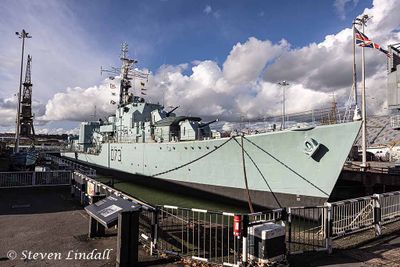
[239,135,254,213]
[243,136,330,197]
[233,137,282,208]
[151,136,234,177]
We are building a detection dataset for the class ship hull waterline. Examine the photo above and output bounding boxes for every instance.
[63,121,362,210]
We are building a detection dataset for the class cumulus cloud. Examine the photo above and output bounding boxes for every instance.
[40,78,118,121]
[143,37,332,121]
[35,0,400,129]
[0,96,46,127]
[265,0,400,115]
[35,127,79,135]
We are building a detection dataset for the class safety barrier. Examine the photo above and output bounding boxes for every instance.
[380,191,400,223]
[0,170,71,188]
[70,171,400,265]
[156,205,240,266]
[45,154,96,176]
[287,206,327,254]
[330,196,375,237]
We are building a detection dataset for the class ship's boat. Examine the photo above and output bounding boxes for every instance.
[63,44,362,209]
[10,148,38,170]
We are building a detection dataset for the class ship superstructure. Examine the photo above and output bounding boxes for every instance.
[64,44,362,209]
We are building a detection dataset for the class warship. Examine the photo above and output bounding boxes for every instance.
[63,44,362,209]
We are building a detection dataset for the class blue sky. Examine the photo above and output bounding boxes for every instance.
[62,0,371,69]
[0,0,398,134]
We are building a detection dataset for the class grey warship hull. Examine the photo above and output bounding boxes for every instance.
[63,121,361,209]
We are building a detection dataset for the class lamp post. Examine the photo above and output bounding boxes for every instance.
[15,29,32,153]
[278,81,289,130]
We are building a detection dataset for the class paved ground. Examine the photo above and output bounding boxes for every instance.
[0,186,180,267]
[289,221,400,266]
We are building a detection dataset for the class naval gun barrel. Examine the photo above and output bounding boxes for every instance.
[199,118,219,128]
[166,106,179,117]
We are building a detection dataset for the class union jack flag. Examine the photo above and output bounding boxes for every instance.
[355,28,390,57]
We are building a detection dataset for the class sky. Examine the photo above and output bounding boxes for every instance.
[0,0,399,134]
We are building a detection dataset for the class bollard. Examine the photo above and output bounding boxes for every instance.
[70,178,76,197]
[241,215,249,266]
[116,208,141,267]
[150,207,159,255]
[373,194,382,236]
[324,203,333,254]
[80,183,86,205]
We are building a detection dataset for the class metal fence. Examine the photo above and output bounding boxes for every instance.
[287,206,327,254]
[0,170,71,188]
[247,209,283,224]
[329,197,375,237]
[156,205,240,266]
[69,171,400,264]
[380,191,400,224]
[45,154,96,176]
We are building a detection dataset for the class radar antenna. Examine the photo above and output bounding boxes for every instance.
[101,42,149,106]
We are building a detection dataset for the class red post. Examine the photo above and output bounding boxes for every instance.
[233,215,241,237]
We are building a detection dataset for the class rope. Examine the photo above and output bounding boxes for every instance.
[233,137,282,208]
[239,136,254,213]
[152,137,234,177]
[243,136,330,197]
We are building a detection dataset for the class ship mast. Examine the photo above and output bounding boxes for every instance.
[101,42,149,107]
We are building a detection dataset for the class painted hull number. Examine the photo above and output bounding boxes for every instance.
[111,147,122,162]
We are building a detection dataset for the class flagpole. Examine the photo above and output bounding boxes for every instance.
[352,21,358,107]
[352,20,362,122]
[360,15,369,170]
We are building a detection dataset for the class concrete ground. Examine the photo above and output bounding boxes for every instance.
[0,186,181,267]
[289,221,400,266]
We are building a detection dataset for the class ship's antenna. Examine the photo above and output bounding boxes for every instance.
[121,42,128,59]
[100,42,149,107]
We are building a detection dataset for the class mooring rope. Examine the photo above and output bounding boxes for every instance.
[243,136,330,197]
[239,136,254,213]
[233,137,282,208]
[151,136,234,177]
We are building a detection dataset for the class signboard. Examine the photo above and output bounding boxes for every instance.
[85,195,141,228]
[87,181,96,196]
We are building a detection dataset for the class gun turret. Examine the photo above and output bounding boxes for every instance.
[199,119,219,128]
[166,106,179,117]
